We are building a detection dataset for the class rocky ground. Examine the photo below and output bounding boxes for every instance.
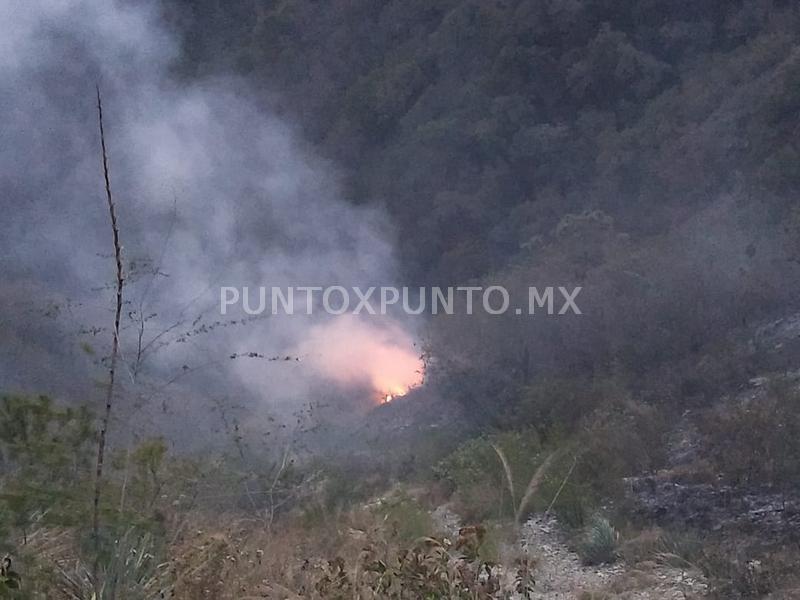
[518,515,706,599]
[431,506,707,599]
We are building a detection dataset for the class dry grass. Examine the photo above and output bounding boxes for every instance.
[491,443,558,524]
[162,504,537,599]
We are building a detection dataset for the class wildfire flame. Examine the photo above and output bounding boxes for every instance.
[296,315,423,404]
[379,385,409,404]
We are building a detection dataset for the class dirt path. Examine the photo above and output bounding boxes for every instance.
[519,515,708,599]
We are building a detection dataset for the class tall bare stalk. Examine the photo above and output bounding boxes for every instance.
[490,443,516,517]
[92,85,124,575]
[491,443,559,524]
[516,451,556,523]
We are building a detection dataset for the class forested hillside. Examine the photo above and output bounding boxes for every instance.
[168,0,800,283]
[166,0,800,437]
[3,1,800,597]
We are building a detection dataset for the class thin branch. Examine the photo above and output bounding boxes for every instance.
[92,85,124,579]
[130,194,178,380]
[267,433,295,531]
[545,454,578,515]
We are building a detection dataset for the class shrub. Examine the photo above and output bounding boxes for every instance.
[700,549,785,599]
[0,556,20,596]
[316,528,509,599]
[578,517,619,566]
[433,430,542,521]
[0,395,94,537]
[700,378,800,487]
[531,452,593,529]
[375,493,434,544]
[55,529,172,600]
[517,378,600,435]
[523,396,668,528]
[620,527,703,568]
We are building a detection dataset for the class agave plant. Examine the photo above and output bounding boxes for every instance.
[55,529,171,600]
[578,516,619,566]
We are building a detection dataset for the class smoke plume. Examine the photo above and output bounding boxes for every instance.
[0,0,420,438]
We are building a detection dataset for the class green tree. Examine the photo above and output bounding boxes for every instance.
[0,395,94,541]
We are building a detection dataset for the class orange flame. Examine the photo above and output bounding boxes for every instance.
[379,384,409,404]
[296,315,423,403]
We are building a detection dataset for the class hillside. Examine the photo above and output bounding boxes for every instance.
[168,0,800,283]
[2,1,800,598]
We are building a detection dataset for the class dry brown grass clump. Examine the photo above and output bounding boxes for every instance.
[165,507,536,599]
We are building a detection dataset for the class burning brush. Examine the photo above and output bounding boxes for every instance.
[296,315,423,405]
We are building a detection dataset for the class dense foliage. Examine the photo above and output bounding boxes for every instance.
[165,0,800,431]
[167,0,800,283]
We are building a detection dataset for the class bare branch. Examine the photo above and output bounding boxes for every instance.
[92,85,125,579]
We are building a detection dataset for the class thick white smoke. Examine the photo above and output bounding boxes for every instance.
[0,0,421,437]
